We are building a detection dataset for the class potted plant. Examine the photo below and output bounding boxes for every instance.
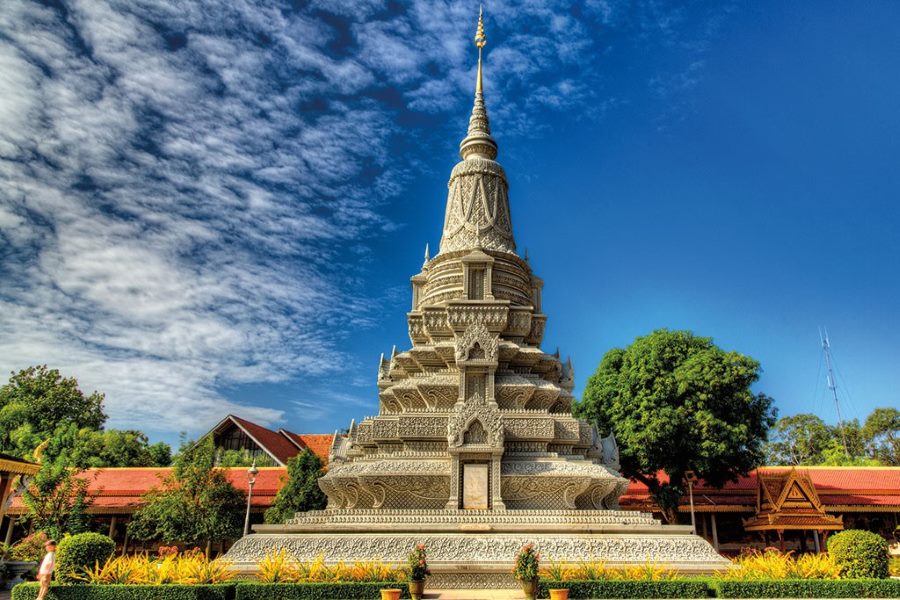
[2,533,44,590]
[379,588,402,600]
[514,544,541,600]
[407,543,430,600]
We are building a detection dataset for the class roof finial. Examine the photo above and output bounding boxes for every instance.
[423,243,431,267]
[459,7,497,161]
[475,5,486,95]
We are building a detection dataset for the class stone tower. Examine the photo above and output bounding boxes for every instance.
[319,9,628,513]
[225,13,728,584]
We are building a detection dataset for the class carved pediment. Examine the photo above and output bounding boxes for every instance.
[455,323,499,363]
[447,392,503,448]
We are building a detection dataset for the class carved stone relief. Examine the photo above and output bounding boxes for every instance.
[455,323,499,362]
[447,392,503,448]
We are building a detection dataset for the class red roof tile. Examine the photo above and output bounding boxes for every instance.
[621,467,900,509]
[280,431,334,464]
[7,467,288,513]
[228,415,302,465]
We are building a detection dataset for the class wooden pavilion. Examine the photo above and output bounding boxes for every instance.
[742,468,844,552]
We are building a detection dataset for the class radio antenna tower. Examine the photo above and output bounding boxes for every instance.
[820,327,849,456]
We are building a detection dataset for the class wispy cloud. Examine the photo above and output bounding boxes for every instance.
[0,0,727,436]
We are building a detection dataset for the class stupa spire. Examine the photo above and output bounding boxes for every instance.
[459,7,498,161]
[438,9,515,255]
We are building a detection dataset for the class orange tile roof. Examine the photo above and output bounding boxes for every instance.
[280,432,334,464]
[621,467,900,510]
[7,466,287,513]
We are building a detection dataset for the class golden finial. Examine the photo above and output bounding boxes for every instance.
[474,6,486,95]
[475,5,487,49]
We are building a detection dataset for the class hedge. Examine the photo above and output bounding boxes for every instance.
[537,579,710,598]
[11,583,234,600]
[235,582,410,599]
[828,529,890,579]
[55,533,116,584]
[711,578,900,598]
[12,578,900,599]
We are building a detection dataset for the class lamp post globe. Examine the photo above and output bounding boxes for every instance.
[243,459,259,536]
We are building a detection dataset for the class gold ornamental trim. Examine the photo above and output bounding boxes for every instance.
[0,457,40,476]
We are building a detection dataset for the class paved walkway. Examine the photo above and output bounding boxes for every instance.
[0,589,10,600]
[425,591,522,599]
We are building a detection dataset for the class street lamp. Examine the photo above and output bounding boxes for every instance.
[685,470,698,535]
[243,459,259,537]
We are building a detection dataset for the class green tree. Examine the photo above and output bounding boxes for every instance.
[819,418,875,465]
[0,365,106,458]
[576,329,776,523]
[129,437,243,554]
[69,429,172,468]
[18,433,95,540]
[765,414,833,465]
[863,407,900,466]
[264,450,327,524]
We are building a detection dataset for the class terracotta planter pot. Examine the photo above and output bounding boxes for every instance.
[380,588,402,600]
[521,578,539,600]
[549,588,569,600]
[409,579,425,600]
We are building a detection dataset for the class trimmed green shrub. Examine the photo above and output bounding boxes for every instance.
[537,579,710,598]
[711,578,900,598]
[11,583,234,600]
[54,533,116,583]
[828,529,889,579]
[235,582,410,599]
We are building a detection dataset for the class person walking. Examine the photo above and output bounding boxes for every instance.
[35,539,56,600]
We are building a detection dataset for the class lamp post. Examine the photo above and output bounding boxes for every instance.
[243,459,259,537]
[685,470,698,535]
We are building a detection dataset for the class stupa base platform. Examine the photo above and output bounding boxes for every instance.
[223,510,729,587]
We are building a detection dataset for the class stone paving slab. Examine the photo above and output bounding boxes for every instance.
[425,591,522,600]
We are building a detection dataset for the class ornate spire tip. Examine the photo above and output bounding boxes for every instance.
[475,6,487,49]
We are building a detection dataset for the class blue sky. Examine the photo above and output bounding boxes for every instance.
[1,1,897,446]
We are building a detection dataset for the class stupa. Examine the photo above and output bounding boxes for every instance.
[225,12,728,587]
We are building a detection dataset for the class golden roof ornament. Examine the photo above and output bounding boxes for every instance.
[475,6,486,95]
[459,6,497,161]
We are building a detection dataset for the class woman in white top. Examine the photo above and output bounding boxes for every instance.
[36,539,56,600]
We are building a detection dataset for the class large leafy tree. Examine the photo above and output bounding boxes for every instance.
[70,429,172,468]
[576,329,776,523]
[129,438,243,554]
[0,365,106,457]
[0,366,171,467]
[863,408,900,466]
[264,449,327,524]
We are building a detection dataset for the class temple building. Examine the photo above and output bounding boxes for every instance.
[204,414,334,467]
[222,13,728,586]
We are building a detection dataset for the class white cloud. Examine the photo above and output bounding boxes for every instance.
[0,0,725,437]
